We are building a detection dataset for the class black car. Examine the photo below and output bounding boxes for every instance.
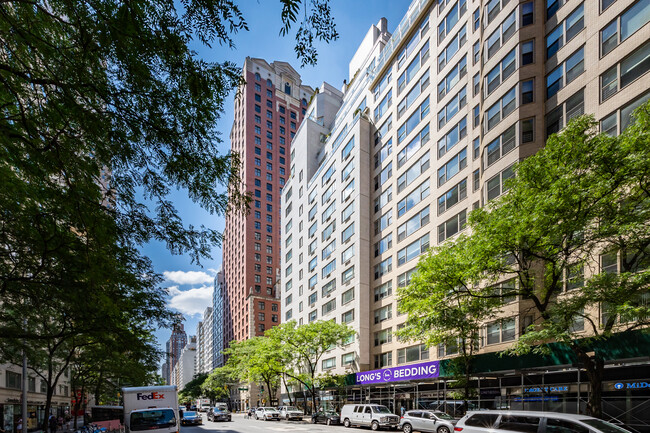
[311,411,340,425]
[181,411,202,426]
[208,408,231,422]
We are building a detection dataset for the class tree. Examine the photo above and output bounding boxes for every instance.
[397,236,500,410]
[399,103,650,418]
[201,368,233,403]
[266,320,355,413]
[179,373,209,403]
[224,337,283,405]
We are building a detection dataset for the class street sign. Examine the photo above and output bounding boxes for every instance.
[238,388,248,391]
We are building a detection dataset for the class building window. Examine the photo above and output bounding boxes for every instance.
[6,371,21,389]
[341,309,354,324]
[486,318,516,344]
[546,3,584,59]
[397,344,429,364]
[397,179,430,217]
[602,1,650,57]
[546,88,585,139]
[375,352,393,369]
[438,0,467,44]
[374,328,392,346]
[374,305,392,324]
[546,46,585,99]
[487,165,515,201]
[438,179,467,215]
[374,257,392,279]
[438,147,467,187]
[601,91,650,136]
[341,352,355,366]
[438,209,467,242]
[322,357,336,370]
[601,41,650,101]
[397,233,430,266]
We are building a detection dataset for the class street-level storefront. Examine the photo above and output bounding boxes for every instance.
[313,332,650,433]
[1,400,69,433]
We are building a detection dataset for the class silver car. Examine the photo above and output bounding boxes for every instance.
[400,410,457,433]
[278,406,303,420]
[255,406,280,421]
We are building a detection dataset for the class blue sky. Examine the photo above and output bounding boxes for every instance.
[149,0,411,355]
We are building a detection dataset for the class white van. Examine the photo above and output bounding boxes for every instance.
[340,404,400,430]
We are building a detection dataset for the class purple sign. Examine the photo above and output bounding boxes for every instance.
[355,360,440,385]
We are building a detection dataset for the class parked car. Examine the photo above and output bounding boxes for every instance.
[207,406,231,422]
[255,407,280,421]
[455,410,632,433]
[340,404,400,430]
[311,411,340,425]
[400,410,457,433]
[278,406,303,420]
[180,411,202,426]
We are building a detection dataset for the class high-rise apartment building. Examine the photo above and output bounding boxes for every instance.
[282,0,650,420]
[222,57,314,347]
[195,307,214,374]
[165,323,187,385]
[212,270,225,368]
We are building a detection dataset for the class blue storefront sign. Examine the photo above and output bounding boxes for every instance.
[356,361,440,385]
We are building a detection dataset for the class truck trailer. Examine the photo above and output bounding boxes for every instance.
[122,386,179,433]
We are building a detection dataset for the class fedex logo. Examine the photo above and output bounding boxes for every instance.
[137,392,165,400]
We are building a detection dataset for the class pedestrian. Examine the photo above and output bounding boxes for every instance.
[48,415,57,433]
[16,419,22,433]
[400,406,405,417]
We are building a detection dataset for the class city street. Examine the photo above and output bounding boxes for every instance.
[181,413,355,432]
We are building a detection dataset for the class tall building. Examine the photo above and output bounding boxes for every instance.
[165,323,187,385]
[195,307,214,374]
[172,336,196,390]
[282,0,650,420]
[222,57,314,345]
[212,270,225,368]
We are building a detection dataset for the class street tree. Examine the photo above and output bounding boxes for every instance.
[398,103,650,418]
[201,368,233,403]
[397,235,500,408]
[266,320,355,413]
[223,337,283,405]
[179,373,209,403]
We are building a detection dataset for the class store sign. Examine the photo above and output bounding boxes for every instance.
[613,381,650,390]
[355,361,440,385]
[524,386,569,394]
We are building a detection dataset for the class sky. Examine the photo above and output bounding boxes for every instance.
[149,0,412,355]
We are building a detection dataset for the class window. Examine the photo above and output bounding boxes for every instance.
[398,344,429,364]
[398,233,430,266]
[398,15,430,68]
[438,0,467,43]
[473,73,480,96]
[473,7,480,30]
[342,288,355,305]
[322,183,335,204]
[486,80,532,132]
[398,179,430,217]
[375,352,393,368]
[309,257,317,272]
[342,309,354,323]
[398,97,430,143]
[601,91,650,136]
[601,41,650,101]
[473,137,480,160]
[546,88,585,138]
[398,207,430,241]
[485,48,516,97]
[473,41,480,65]
[487,164,515,201]
[438,26,466,72]
[341,352,355,366]
[466,414,499,428]
[375,90,392,121]
[486,318,516,344]
[374,71,392,101]
[342,202,354,222]
[342,223,355,243]
[322,279,336,297]
[374,257,392,279]
[342,244,355,263]
[374,305,392,323]
[375,163,392,190]
[486,123,516,167]
[375,234,393,257]
[374,282,392,302]
[6,371,21,389]
[322,163,335,186]
[309,274,318,291]
[375,140,393,168]
[398,125,429,169]
[322,201,336,224]
[342,266,355,284]
[342,137,355,160]
[546,46,585,99]
[399,41,431,94]
[309,310,317,322]
[438,86,467,129]
[375,329,392,346]
[397,70,430,119]
[322,259,336,278]
[438,147,467,187]
[342,180,355,202]
[438,116,467,159]
[437,56,467,101]
[398,152,430,193]
[546,418,589,433]
[485,8,516,61]
[438,209,467,242]
[546,3,584,59]
[322,299,336,315]
[342,160,354,182]
[602,1,650,57]
[322,357,336,370]
[438,179,467,215]
[565,264,584,291]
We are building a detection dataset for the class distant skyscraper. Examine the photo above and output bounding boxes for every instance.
[165,323,187,384]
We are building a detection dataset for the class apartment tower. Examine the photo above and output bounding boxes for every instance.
[222,58,314,343]
[281,0,650,418]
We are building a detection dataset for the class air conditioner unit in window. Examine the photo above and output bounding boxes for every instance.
[343,216,350,223]
[325,215,331,222]
[344,238,351,244]
[344,195,351,202]
[344,259,351,266]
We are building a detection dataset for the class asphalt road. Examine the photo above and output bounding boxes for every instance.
[180,412,366,432]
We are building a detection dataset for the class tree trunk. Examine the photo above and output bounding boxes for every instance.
[282,375,293,406]
[576,348,604,418]
[464,357,471,414]
[310,386,318,415]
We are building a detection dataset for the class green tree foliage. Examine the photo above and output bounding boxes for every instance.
[223,337,283,405]
[266,320,355,413]
[201,367,233,403]
[0,0,337,423]
[179,373,209,403]
[399,103,650,418]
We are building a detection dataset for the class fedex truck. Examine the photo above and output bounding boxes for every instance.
[122,386,179,433]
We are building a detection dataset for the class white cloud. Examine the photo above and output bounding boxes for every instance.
[167,285,213,317]
[163,270,214,285]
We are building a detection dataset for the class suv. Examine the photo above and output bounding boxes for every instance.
[340,404,400,430]
[400,410,457,433]
[207,406,231,422]
[278,406,303,420]
[455,410,632,433]
[255,407,280,421]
